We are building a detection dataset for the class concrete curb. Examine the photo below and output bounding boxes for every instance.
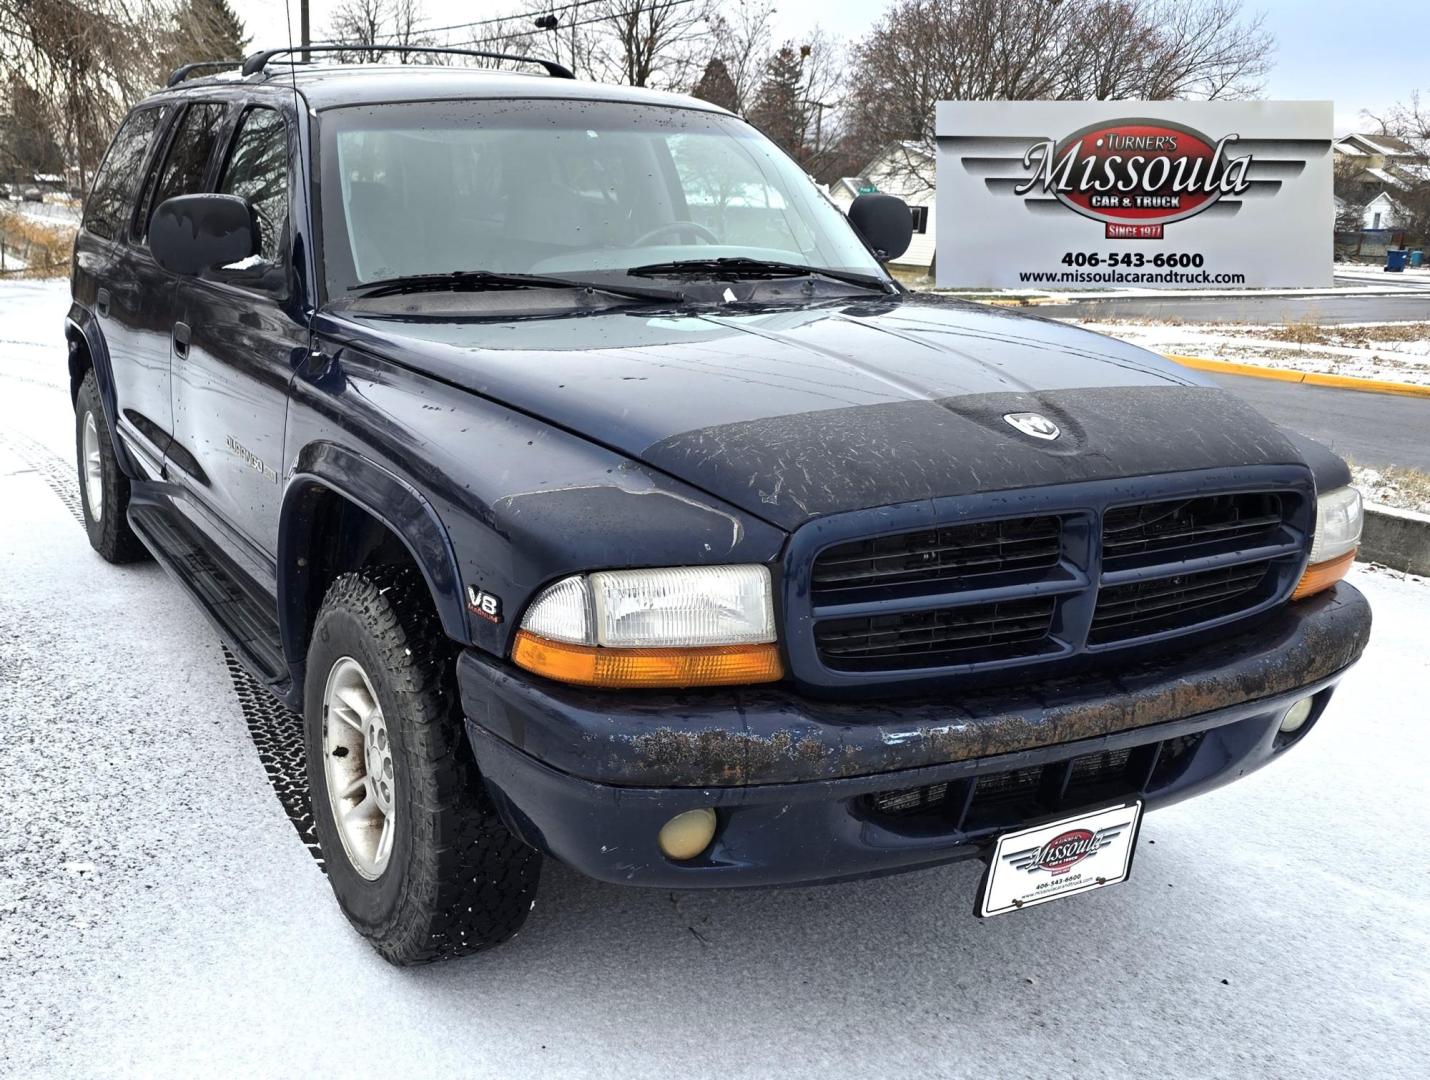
[1166,353,1430,399]
[1361,502,1430,577]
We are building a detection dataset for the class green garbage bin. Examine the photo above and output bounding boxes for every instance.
[1410,250,1424,268]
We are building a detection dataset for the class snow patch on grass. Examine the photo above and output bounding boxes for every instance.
[1352,463,1430,516]
[1073,318,1430,387]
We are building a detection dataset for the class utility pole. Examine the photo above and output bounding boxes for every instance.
[300,0,311,62]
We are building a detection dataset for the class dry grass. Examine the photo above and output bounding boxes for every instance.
[1349,460,1430,515]
[1276,317,1327,345]
[1270,320,1430,349]
[0,208,75,279]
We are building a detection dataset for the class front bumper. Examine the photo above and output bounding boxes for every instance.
[459,583,1370,888]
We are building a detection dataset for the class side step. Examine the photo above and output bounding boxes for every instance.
[129,499,290,687]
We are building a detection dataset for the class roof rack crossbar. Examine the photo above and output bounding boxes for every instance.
[167,60,243,87]
[239,45,575,79]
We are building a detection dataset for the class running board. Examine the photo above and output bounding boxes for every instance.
[128,498,290,689]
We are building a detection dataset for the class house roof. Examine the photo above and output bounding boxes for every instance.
[831,176,872,197]
[1364,167,1409,189]
[1335,133,1419,158]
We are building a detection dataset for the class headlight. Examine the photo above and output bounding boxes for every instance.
[1293,486,1362,600]
[512,566,782,688]
[1307,486,1362,564]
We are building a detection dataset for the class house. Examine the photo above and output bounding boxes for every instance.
[827,142,937,273]
[1333,133,1419,170]
[1361,191,1407,231]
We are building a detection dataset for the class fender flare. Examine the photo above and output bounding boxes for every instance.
[277,442,470,670]
[65,303,141,477]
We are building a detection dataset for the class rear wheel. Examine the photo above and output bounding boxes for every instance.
[304,566,541,965]
[75,369,147,563]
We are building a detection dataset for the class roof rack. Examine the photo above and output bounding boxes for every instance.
[167,60,243,87]
[239,45,575,79]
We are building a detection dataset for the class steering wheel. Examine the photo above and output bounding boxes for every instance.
[630,220,720,247]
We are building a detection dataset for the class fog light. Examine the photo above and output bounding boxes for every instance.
[658,808,717,861]
[1280,697,1314,734]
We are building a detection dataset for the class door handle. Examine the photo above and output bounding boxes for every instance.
[173,321,191,359]
[96,288,110,318]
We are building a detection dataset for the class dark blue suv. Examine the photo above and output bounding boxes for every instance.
[68,47,1371,963]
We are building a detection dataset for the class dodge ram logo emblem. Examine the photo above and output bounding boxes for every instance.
[1003,412,1061,440]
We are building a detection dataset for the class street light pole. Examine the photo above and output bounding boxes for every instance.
[300,0,311,62]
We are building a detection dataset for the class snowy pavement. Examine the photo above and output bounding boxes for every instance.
[3,280,1430,1079]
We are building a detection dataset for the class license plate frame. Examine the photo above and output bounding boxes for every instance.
[977,800,1144,918]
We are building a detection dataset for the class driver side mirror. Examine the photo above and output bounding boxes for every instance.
[150,193,258,276]
[848,193,913,263]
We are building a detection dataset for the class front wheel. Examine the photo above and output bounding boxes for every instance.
[304,566,541,965]
[74,369,147,563]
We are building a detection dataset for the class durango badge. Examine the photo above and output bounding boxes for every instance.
[1003,412,1061,440]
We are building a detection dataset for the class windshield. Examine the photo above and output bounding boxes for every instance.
[317,98,886,296]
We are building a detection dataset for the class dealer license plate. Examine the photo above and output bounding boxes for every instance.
[979,800,1143,918]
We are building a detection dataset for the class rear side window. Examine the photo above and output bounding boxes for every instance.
[83,107,164,240]
[145,102,229,236]
[218,108,290,263]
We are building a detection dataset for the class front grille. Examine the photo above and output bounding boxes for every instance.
[865,732,1206,830]
[1102,492,1285,570]
[1090,560,1274,645]
[795,473,1309,685]
[815,596,1056,671]
[811,515,1061,595]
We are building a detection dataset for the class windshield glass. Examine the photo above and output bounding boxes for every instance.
[317,98,886,295]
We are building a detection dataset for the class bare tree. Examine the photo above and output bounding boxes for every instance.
[704,0,776,113]
[588,0,705,88]
[0,0,174,192]
[326,0,391,62]
[841,0,1274,193]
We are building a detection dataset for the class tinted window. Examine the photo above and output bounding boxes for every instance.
[146,102,228,236]
[218,108,289,263]
[84,107,164,240]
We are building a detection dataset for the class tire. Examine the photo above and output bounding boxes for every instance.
[304,566,541,965]
[75,369,147,563]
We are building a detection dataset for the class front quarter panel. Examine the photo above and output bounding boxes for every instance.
[284,336,786,658]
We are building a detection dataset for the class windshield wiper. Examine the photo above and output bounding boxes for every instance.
[625,257,891,293]
[346,270,676,303]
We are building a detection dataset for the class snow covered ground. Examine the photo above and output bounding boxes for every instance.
[3,279,1429,1079]
[1071,319,1430,387]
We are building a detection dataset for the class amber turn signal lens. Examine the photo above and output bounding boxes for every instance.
[511,630,783,688]
[1291,549,1355,601]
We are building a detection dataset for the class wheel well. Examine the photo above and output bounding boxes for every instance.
[282,484,445,671]
[66,326,92,406]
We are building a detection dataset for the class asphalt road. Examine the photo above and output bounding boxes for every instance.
[1210,373,1430,471]
[1034,293,1430,324]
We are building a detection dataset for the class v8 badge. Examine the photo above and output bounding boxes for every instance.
[466,585,503,624]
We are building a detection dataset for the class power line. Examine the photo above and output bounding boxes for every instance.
[334,0,698,49]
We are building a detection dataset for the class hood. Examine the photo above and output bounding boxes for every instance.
[324,296,1301,530]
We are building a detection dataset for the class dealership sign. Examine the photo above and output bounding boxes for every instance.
[936,101,1333,289]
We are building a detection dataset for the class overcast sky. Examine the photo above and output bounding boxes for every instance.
[226,0,1425,134]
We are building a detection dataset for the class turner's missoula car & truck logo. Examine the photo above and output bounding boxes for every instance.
[1013,118,1253,239]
